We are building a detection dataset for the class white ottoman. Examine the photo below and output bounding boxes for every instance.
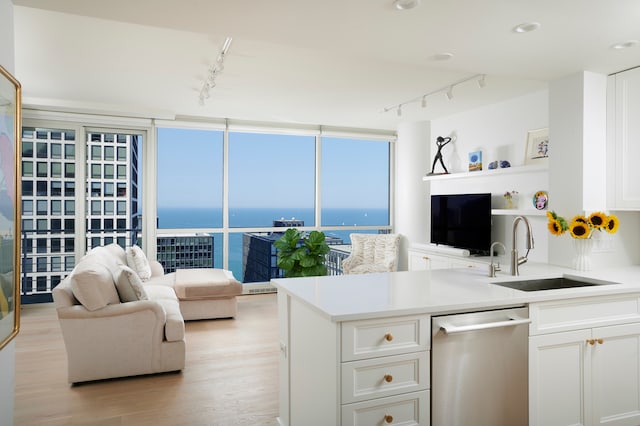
[174,268,243,320]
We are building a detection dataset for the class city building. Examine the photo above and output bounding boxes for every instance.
[242,219,346,283]
[156,233,214,273]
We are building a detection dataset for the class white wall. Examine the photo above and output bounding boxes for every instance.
[395,89,550,264]
[0,0,15,422]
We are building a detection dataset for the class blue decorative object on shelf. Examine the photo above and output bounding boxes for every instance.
[488,161,498,170]
[500,160,511,168]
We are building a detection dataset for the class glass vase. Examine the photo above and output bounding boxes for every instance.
[572,238,594,271]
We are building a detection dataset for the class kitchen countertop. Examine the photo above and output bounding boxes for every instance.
[272,263,640,322]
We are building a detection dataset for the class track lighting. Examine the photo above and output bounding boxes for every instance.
[445,86,454,100]
[382,73,486,116]
[198,36,232,106]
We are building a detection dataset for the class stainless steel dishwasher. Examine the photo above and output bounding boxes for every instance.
[431,306,530,426]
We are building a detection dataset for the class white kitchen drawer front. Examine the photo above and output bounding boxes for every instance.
[341,316,430,362]
[530,294,640,335]
[341,390,430,426]
[341,352,429,404]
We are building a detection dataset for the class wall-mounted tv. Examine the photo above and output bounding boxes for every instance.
[430,193,492,256]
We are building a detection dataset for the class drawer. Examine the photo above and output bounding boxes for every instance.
[530,294,640,335]
[341,390,430,426]
[341,352,429,404]
[341,315,430,362]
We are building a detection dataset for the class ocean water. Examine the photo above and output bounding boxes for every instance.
[157,207,389,281]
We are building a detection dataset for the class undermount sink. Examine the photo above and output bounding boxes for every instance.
[492,277,618,292]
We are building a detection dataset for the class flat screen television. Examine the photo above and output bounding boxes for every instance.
[430,193,492,255]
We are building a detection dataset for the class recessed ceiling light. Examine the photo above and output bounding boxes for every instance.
[430,52,454,61]
[513,22,541,33]
[610,40,639,50]
[393,0,420,10]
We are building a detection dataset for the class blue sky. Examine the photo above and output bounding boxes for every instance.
[156,128,390,209]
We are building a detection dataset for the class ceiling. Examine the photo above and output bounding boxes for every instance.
[11,0,640,131]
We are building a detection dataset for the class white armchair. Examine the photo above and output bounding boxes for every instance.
[342,233,401,274]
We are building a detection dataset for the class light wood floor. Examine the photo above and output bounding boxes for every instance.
[13,294,280,426]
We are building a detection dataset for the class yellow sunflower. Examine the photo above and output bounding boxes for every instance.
[604,214,620,234]
[588,212,607,229]
[548,219,565,236]
[571,215,589,224]
[569,220,590,239]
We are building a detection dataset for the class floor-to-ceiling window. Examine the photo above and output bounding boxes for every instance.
[156,127,223,272]
[20,116,148,303]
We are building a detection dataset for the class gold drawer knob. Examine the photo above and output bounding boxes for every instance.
[384,333,393,342]
[587,339,595,345]
[597,338,604,344]
[384,374,393,383]
[384,414,394,423]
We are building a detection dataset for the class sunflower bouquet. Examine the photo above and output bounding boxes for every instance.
[547,211,619,239]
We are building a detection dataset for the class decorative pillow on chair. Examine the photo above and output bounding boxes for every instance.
[126,245,152,282]
[113,265,149,302]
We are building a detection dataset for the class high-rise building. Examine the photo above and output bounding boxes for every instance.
[157,234,214,273]
[242,219,344,283]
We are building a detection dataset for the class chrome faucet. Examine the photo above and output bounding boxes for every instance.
[511,216,534,276]
[489,241,507,277]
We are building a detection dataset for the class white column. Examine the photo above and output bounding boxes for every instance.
[395,121,431,270]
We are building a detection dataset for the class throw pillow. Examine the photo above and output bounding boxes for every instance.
[113,265,149,302]
[126,245,152,282]
[69,261,120,311]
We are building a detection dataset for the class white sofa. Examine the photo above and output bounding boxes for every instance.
[53,243,185,383]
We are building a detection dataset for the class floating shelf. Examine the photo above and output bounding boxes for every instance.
[491,209,547,216]
[422,163,548,181]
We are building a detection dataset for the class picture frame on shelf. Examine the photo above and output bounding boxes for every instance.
[468,150,482,172]
[0,64,21,351]
[525,128,549,165]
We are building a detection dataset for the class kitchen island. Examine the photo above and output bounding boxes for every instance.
[273,264,640,426]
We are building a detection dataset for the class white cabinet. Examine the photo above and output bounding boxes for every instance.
[407,247,488,272]
[529,295,640,426]
[278,292,431,426]
[608,66,640,210]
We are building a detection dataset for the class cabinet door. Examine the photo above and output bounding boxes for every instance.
[612,67,640,209]
[591,323,640,426]
[407,250,430,271]
[529,329,592,426]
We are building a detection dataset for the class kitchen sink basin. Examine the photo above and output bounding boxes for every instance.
[492,277,617,292]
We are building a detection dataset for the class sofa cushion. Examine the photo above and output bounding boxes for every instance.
[126,245,152,282]
[103,242,127,264]
[144,285,185,342]
[113,265,149,302]
[69,261,120,311]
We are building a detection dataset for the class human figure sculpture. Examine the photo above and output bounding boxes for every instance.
[430,136,451,174]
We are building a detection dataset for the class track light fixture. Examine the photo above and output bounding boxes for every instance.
[478,74,486,88]
[199,36,233,106]
[382,73,486,116]
[445,86,454,100]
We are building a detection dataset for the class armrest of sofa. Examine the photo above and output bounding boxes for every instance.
[56,299,166,322]
[149,260,165,278]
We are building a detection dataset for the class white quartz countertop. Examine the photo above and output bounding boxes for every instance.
[272,263,640,322]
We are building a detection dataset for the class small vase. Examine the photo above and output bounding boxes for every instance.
[572,238,594,271]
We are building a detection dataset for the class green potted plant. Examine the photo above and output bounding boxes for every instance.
[274,228,330,278]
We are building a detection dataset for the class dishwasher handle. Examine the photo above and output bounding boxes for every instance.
[439,316,531,334]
